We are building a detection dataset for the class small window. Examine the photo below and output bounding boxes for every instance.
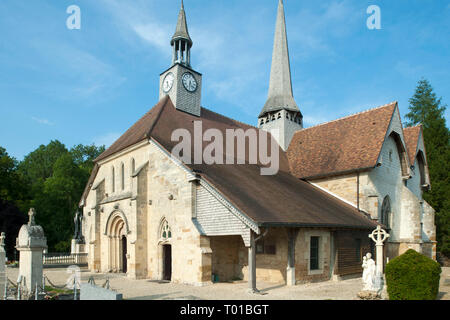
[256,242,264,254]
[310,237,320,270]
[256,240,276,255]
[111,167,115,193]
[160,220,171,241]
[121,163,125,190]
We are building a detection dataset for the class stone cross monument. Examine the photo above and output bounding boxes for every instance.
[369,225,390,275]
[16,208,47,296]
[0,232,6,300]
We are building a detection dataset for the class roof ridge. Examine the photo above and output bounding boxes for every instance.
[201,106,257,129]
[146,95,170,138]
[403,124,422,131]
[299,101,398,132]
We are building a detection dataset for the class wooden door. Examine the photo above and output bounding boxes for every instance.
[122,236,127,273]
[163,245,172,281]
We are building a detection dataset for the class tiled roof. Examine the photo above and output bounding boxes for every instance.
[81,97,376,229]
[287,102,398,179]
[403,125,422,165]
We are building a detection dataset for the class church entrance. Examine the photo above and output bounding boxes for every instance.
[105,211,130,274]
[121,236,128,273]
[163,244,172,281]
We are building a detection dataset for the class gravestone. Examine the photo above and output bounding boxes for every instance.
[16,208,47,296]
[80,282,123,300]
[0,232,6,300]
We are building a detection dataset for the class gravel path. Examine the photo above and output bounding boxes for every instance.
[6,266,450,300]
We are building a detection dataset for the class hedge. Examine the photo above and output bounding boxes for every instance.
[385,249,441,300]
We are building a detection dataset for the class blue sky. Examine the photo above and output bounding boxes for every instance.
[1,0,449,160]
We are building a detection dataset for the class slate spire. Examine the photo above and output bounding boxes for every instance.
[171,0,192,48]
[259,0,300,118]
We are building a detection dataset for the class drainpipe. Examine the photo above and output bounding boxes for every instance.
[357,171,360,211]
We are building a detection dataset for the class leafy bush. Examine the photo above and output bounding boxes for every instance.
[54,240,71,253]
[385,249,441,300]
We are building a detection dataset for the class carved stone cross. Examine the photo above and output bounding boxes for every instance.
[28,208,36,226]
[369,225,389,246]
[369,225,390,276]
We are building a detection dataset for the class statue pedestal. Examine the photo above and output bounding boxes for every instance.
[16,209,47,297]
[71,239,85,255]
[357,290,381,300]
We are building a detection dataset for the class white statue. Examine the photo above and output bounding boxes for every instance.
[362,253,376,291]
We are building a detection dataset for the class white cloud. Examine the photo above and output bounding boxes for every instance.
[31,117,54,126]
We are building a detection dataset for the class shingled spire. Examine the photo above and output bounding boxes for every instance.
[260,0,300,117]
[171,0,193,67]
[258,0,303,151]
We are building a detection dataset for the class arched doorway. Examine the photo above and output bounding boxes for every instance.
[105,211,130,274]
[158,219,172,281]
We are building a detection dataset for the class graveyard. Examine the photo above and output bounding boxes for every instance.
[1,208,448,301]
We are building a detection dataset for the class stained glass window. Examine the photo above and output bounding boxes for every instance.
[161,220,172,241]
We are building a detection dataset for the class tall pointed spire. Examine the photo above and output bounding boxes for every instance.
[259,0,300,118]
[171,0,193,67]
[171,0,192,48]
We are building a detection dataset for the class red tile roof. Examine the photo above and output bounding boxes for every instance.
[403,125,422,165]
[287,102,398,179]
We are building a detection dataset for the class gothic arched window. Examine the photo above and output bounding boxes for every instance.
[416,151,426,187]
[381,196,391,229]
[121,163,125,190]
[112,166,115,193]
[160,220,172,241]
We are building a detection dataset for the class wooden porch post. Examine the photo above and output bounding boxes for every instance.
[248,230,257,293]
[287,228,299,286]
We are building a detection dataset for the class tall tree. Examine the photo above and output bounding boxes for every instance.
[405,78,450,257]
[17,141,105,251]
[0,146,28,260]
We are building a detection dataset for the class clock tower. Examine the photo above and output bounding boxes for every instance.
[159,0,202,117]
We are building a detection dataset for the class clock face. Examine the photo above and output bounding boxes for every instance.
[182,72,198,92]
[162,72,174,93]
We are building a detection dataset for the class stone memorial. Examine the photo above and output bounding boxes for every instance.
[80,282,123,300]
[16,208,47,296]
[71,210,85,257]
[358,225,390,300]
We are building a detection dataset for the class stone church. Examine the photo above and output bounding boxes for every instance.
[78,1,436,289]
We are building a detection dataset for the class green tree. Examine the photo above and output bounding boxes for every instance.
[0,146,30,210]
[18,140,68,184]
[70,144,105,179]
[17,141,105,251]
[405,78,450,257]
